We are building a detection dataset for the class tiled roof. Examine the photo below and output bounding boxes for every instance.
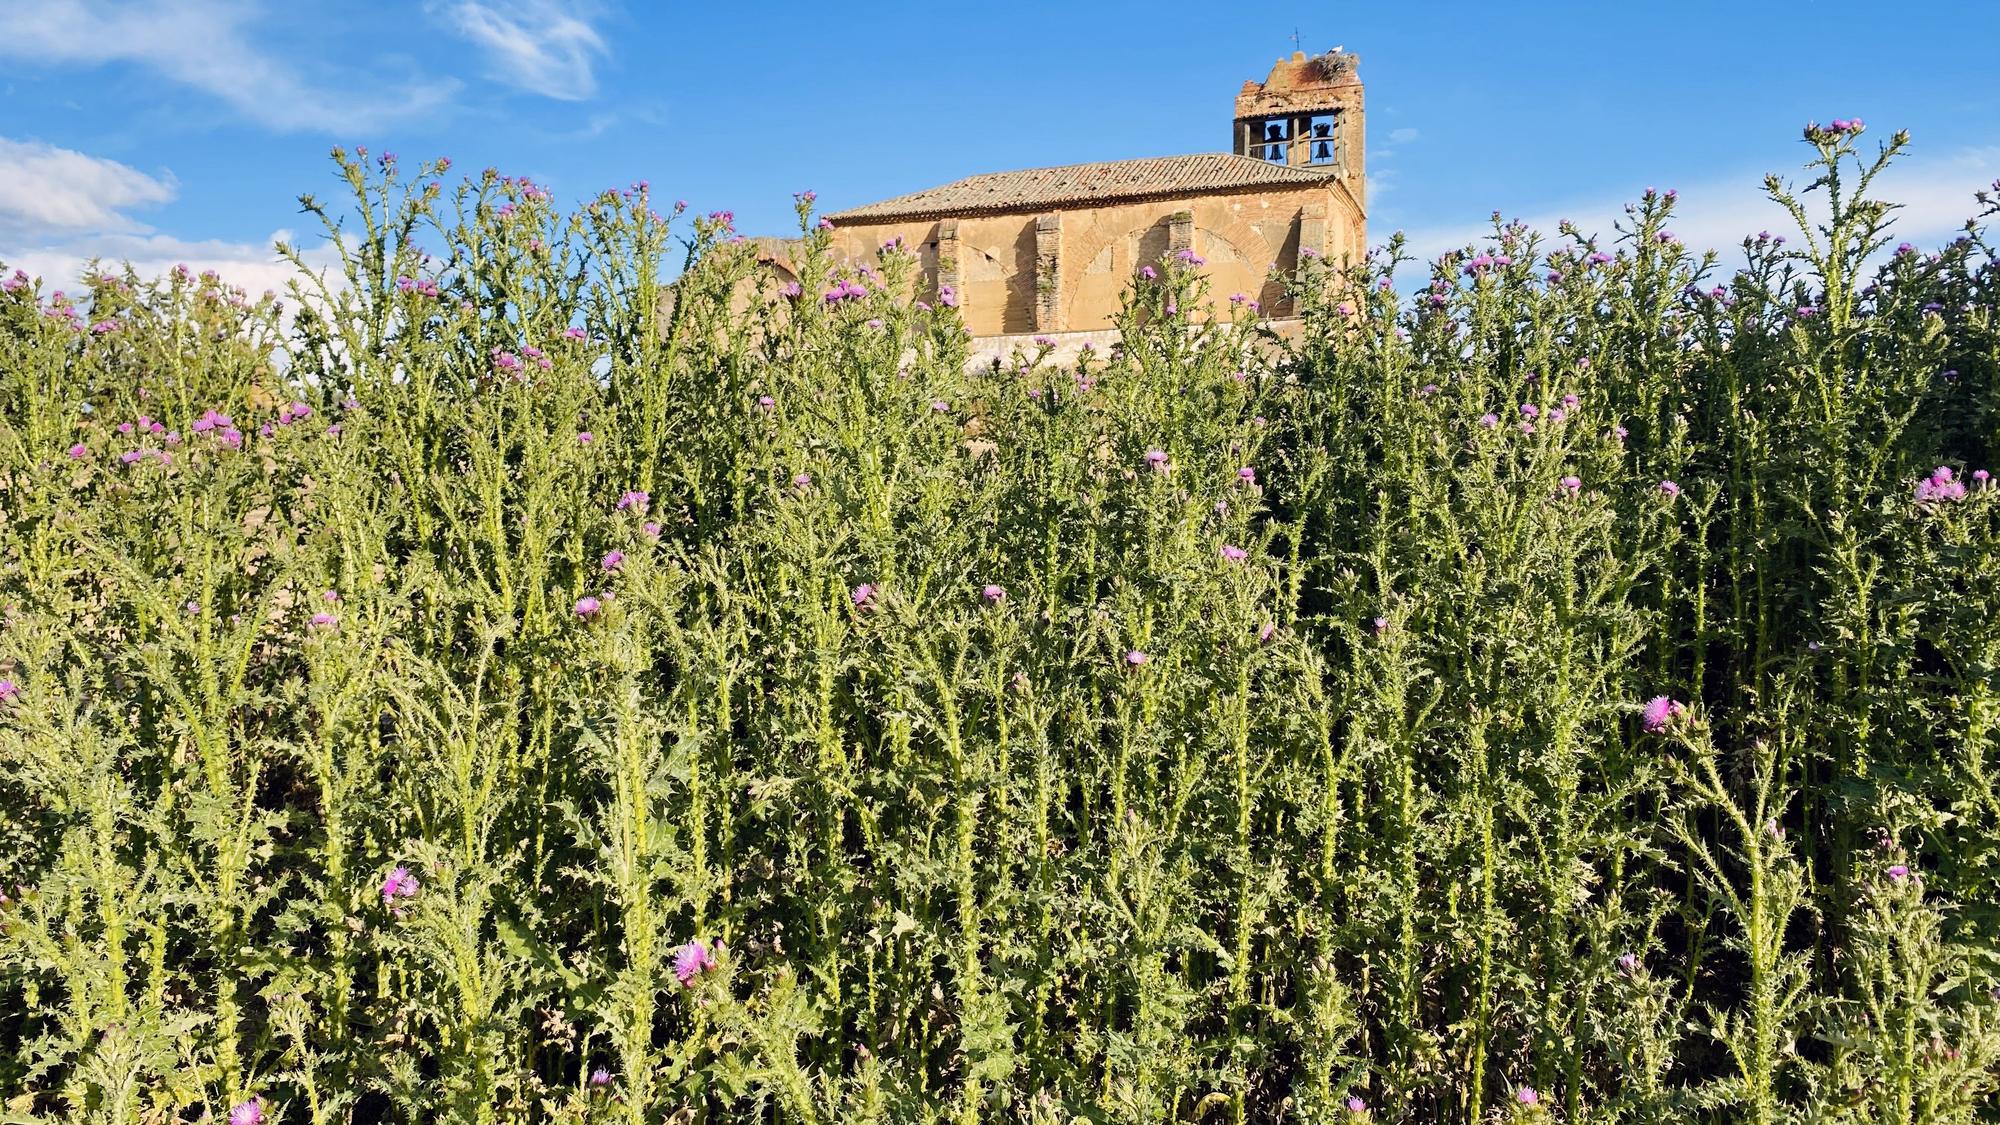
[825,153,1337,223]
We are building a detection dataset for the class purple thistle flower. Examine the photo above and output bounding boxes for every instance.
[1617,952,1641,976]
[1220,545,1247,562]
[1258,623,1277,644]
[616,490,649,513]
[1659,480,1681,498]
[1237,466,1256,485]
[792,472,812,489]
[932,400,950,413]
[577,431,594,444]
[1559,475,1582,496]
[1612,424,1629,441]
[601,550,624,572]
[68,443,89,459]
[381,866,419,904]
[674,938,717,986]
[1641,695,1685,732]
[309,612,337,628]
[1887,864,1911,882]
[643,521,661,538]
[982,584,1006,604]
[563,326,588,340]
[589,1068,614,1088]
[1516,1087,1539,1107]
[229,1098,265,1125]
[1138,265,1157,280]
[1478,413,1499,429]
[0,680,18,703]
[1520,403,1540,419]
[1124,650,1148,666]
[575,596,602,617]
[1561,394,1579,409]
[1345,1095,1367,1114]
[1144,448,1169,472]
[851,583,876,609]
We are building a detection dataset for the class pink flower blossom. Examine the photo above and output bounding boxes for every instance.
[1559,475,1582,496]
[1220,545,1247,561]
[1915,466,1967,503]
[0,680,18,703]
[1345,1096,1366,1115]
[1144,448,1169,472]
[1659,480,1681,498]
[642,521,661,538]
[577,431,594,445]
[67,443,88,459]
[982,584,1006,604]
[851,583,876,609]
[617,490,649,512]
[575,596,602,617]
[674,938,717,985]
[792,472,812,489]
[1515,1087,1539,1107]
[381,866,419,905]
[1124,650,1148,666]
[229,1098,265,1125]
[601,550,624,572]
[589,1068,614,1088]
[1887,864,1911,882]
[309,612,337,628]
[1258,623,1277,644]
[1641,695,1685,732]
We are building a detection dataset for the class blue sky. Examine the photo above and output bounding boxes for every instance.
[3,0,1997,293]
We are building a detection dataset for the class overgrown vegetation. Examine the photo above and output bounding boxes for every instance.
[3,124,1999,1123]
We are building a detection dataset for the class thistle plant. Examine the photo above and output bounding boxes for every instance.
[2,125,1998,1124]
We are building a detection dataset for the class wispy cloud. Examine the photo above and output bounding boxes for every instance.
[1393,144,2000,272]
[0,137,175,234]
[0,134,329,296]
[429,0,609,101]
[0,0,458,133]
[2,228,332,299]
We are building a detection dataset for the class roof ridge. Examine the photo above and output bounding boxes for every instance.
[825,152,1340,224]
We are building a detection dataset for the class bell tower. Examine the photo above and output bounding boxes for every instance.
[1234,48,1365,207]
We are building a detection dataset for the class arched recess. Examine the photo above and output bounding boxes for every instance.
[958,217,1037,335]
[1062,217,1175,331]
[1196,216,1291,318]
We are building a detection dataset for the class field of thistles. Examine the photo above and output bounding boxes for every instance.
[3,124,2000,1124]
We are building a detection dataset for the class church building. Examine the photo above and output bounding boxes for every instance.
[761,50,1366,360]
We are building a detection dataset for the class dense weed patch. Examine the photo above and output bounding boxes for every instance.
[3,126,1999,1123]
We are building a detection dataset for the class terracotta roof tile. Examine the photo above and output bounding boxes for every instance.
[825,153,1336,224]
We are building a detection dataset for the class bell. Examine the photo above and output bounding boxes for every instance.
[1314,141,1332,161]
[1266,123,1285,140]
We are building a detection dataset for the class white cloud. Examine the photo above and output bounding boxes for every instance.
[430,0,608,101]
[0,0,458,133]
[1,228,337,298]
[1388,127,1420,145]
[0,138,175,234]
[1393,144,2000,274]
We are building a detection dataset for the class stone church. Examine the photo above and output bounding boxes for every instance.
[758,50,1365,361]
